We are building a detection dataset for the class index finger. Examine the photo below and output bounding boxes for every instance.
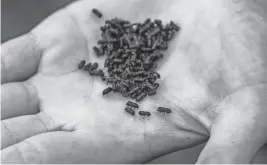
[1,33,42,84]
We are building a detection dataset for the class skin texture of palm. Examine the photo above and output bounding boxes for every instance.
[1,0,267,163]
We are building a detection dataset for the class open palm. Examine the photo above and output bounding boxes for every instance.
[2,0,267,163]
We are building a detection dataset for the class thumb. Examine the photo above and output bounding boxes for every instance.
[196,121,265,164]
[196,89,267,164]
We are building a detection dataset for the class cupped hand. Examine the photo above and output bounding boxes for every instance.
[1,0,267,164]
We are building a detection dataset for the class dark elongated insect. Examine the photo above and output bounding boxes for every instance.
[89,69,98,75]
[170,21,180,31]
[125,107,135,116]
[113,74,122,81]
[83,63,92,71]
[101,76,106,81]
[138,111,151,116]
[93,46,101,57]
[136,92,147,102]
[112,59,123,64]
[121,81,130,88]
[167,30,176,41]
[133,35,140,45]
[130,44,140,49]
[144,18,151,24]
[148,27,160,37]
[133,77,145,83]
[100,26,106,32]
[150,71,161,79]
[157,107,172,114]
[131,92,138,99]
[106,20,125,32]
[91,62,99,70]
[109,28,120,37]
[107,43,114,53]
[129,86,140,95]
[112,68,122,74]
[152,40,159,49]
[102,87,113,95]
[126,101,139,108]
[92,8,103,18]
[107,52,117,60]
[98,39,118,45]
[163,23,171,31]
[97,40,109,45]
[120,37,124,47]
[119,84,127,93]
[106,47,112,56]
[112,18,130,25]
[153,83,159,90]
[78,60,86,69]
[123,34,132,47]
[112,82,118,92]
[135,87,145,95]
[139,19,152,34]
[148,90,156,96]
[149,53,164,62]
[120,71,128,79]
[130,53,137,61]
[104,59,110,67]
[140,47,154,52]
[151,63,158,70]
[154,19,163,29]
[145,80,156,90]
[99,45,105,55]
[148,75,157,84]
[99,69,105,76]
[122,92,130,97]
[133,71,146,77]
[147,36,152,47]
[143,62,153,71]
[160,41,168,50]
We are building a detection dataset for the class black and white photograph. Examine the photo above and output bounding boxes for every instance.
[1,0,267,164]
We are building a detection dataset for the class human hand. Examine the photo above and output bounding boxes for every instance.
[1,0,267,164]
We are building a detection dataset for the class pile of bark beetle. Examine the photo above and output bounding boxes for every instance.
[78,8,178,117]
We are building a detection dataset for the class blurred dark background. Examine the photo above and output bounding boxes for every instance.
[1,0,205,163]
[1,0,74,42]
